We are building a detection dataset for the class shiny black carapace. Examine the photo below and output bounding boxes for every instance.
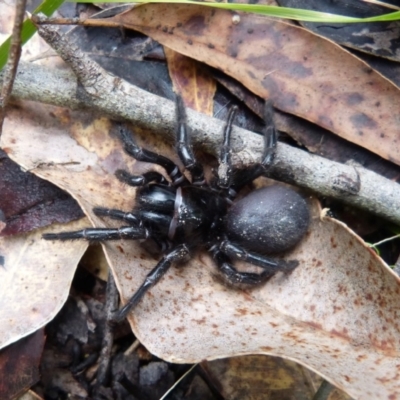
[43,97,310,322]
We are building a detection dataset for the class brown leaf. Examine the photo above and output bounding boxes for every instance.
[104,4,400,165]
[0,149,83,237]
[0,329,45,399]
[279,0,400,61]
[202,355,354,399]
[201,356,320,400]
[2,100,400,399]
[0,218,88,349]
[165,48,216,114]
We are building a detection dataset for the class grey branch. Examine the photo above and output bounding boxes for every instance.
[1,22,400,225]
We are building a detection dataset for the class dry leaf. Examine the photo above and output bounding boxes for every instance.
[2,99,400,398]
[0,330,45,399]
[103,4,400,165]
[165,47,216,114]
[0,149,83,236]
[0,219,88,349]
[202,356,320,400]
[279,0,400,61]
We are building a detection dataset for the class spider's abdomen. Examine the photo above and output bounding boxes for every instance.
[225,185,309,254]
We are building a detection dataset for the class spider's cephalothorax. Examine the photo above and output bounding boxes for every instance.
[43,97,310,322]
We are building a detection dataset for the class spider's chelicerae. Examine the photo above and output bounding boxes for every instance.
[43,97,310,322]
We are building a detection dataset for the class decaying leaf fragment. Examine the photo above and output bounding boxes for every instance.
[200,355,347,400]
[0,329,45,399]
[2,99,400,399]
[164,47,216,114]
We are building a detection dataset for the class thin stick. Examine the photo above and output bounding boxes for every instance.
[0,0,28,137]
[31,14,127,29]
[159,363,198,400]
[370,234,400,248]
[93,271,119,392]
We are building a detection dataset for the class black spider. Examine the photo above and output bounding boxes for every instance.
[43,97,310,322]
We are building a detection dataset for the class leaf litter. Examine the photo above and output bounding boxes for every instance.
[101,4,400,166]
[1,98,400,399]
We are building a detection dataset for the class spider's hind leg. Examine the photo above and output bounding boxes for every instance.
[219,240,298,274]
[210,239,298,287]
[211,246,274,286]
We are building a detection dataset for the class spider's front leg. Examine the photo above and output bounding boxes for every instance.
[216,101,278,197]
[116,123,186,186]
[175,96,206,186]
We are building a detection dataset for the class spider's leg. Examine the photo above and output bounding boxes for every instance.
[224,101,277,196]
[116,123,186,186]
[260,100,277,167]
[217,105,238,190]
[92,208,172,252]
[93,208,141,225]
[43,225,148,241]
[112,244,190,322]
[219,240,298,274]
[210,246,274,286]
[115,170,168,187]
[175,95,206,186]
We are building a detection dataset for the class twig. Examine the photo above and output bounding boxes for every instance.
[159,363,198,400]
[361,0,400,10]
[0,0,28,136]
[312,380,336,400]
[124,339,141,356]
[93,270,119,393]
[1,22,400,225]
[369,234,400,248]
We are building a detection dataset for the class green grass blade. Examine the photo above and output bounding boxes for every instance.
[0,0,66,71]
[73,0,400,23]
